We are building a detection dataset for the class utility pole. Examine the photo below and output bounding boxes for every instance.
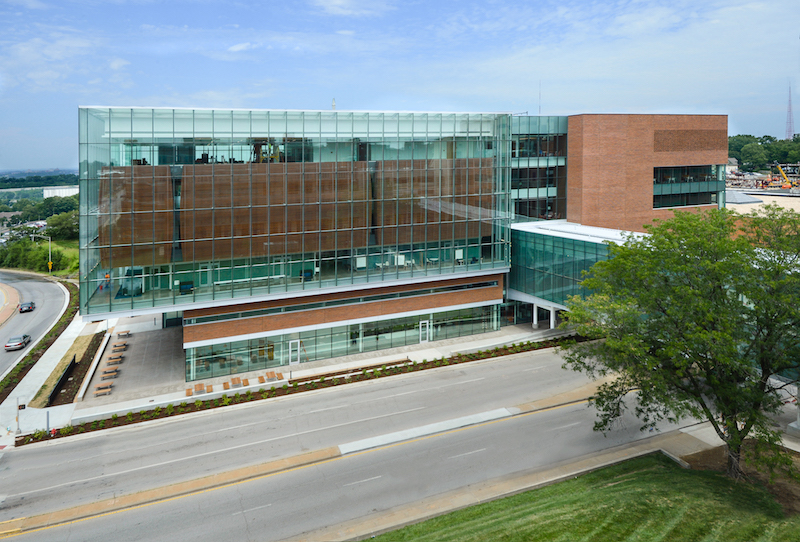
[30,233,52,273]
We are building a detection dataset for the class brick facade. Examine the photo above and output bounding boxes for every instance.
[566,114,728,232]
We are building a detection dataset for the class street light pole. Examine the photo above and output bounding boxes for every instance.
[30,233,52,274]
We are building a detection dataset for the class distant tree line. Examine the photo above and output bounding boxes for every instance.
[728,135,800,172]
[0,195,78,232]
[0,174,78,189]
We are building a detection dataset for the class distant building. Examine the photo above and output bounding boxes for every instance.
[78,107,727,381]
[43,186,79,199]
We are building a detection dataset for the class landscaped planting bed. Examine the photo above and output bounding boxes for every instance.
[15,334,584,446]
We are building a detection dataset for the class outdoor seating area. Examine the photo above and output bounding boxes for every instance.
[184,370,285,397]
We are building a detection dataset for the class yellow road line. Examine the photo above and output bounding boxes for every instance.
[2,400,586,538]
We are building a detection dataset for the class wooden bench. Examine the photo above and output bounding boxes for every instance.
[231,377,242,388]
[107,357,123,365]
[101,368,119,380]
[266,371,277,382]
[112,342,127,349]
[111,346,126,353]
[194,383,206,395]
[107,353,123,361]
[206,384,213,393]
[223,382,230,391]
[185,388,193,397]
[276,372,284,381]
[258,375,266,384]
[116,330,131,338]
[242,378,250,387]
[94,383,113,396]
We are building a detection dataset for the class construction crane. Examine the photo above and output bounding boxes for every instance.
[773,162,796,188]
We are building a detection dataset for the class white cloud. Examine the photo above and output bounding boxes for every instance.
[336,30,355,35]
[109,58,129,70]
[310,0,393,16]
[5,0,48,9]
[228,42,257,52]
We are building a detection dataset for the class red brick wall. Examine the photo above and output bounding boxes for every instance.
[566,115,728,232]
[183,274,505,343]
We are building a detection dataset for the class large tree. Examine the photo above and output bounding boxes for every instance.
[561,206,800,479]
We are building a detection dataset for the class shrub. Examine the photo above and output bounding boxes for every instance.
[282,384,288,390]
[90,421,97,430]
[154,406,162,417]
[165,404,174,416]
[195,400,203,410]
[140,410,150,420]
[60,425,73,435]
[221,394,231,406]
[234,393,241,403]
[126,412,134,422]
[98,420,105,429]
[246,390,253,401]
[32,429,47,440]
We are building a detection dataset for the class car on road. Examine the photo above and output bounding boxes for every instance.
[5,334,31,351]
[19,302,35,313]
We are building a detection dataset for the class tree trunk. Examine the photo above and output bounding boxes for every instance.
[726,444,743,479]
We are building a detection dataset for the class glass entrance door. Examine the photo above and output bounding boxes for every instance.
[289,339,301,365]
[419,320,431,343]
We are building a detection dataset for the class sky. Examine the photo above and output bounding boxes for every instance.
[1,0,799,171]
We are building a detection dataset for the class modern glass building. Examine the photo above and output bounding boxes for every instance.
[79,108,728,381]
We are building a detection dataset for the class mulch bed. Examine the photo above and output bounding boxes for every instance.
[0,281,79,404]
[683,442,800,516]
[48,331,105,407]
[15,334,584,447]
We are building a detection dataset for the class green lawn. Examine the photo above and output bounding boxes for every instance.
[375,454,799,542]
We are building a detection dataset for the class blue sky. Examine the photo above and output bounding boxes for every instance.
[1,0,799,170]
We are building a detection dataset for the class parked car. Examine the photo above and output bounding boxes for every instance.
[19,302,35,313]
[5,334,31,351]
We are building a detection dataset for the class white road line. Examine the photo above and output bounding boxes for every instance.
[12,407,426,497]
[548,421,581,431]
[344,475,382,487]
[523,365,547,372]
[435,377,484,388]
[307,405,347,414]
[448,448,486,459]
[233,503,272,515]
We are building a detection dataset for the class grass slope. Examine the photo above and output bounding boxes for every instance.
[375,454,800,542]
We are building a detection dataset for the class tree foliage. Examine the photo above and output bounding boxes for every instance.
[45,210,78,240]
[561,206,800,479]
[729,134,800,172]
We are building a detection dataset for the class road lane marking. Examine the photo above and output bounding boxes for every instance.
[551,421,582,431]
[435,377,484,388]
[344,475,382,487]
[523,365,546,372]
[232,503,272,515]
[3,400,590,539]
[307,405,347,414]
[448,448,486,459]
[11,407,426,498]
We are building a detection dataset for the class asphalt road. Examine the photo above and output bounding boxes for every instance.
[6,399,681,541]
[0,348,691,538]
[0,271,65,378]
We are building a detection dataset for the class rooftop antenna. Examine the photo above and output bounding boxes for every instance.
[332,98,336,111]
[786,85,794,140]
[538,80,541,115]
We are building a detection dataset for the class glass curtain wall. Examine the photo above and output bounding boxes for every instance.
[184,304,498,381]
[79,108,511,315]
[653,165,726,209]
[510,116,568,222]
[509,229,610,306]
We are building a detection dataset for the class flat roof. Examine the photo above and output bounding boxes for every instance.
[510,220,640,244]
[79,106,512,115]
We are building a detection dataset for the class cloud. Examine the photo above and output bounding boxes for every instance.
[228,42,258,52]
[336,30,355,36]
[5,0,48,8]
[109,58,130,70]
[310,0,394,16]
